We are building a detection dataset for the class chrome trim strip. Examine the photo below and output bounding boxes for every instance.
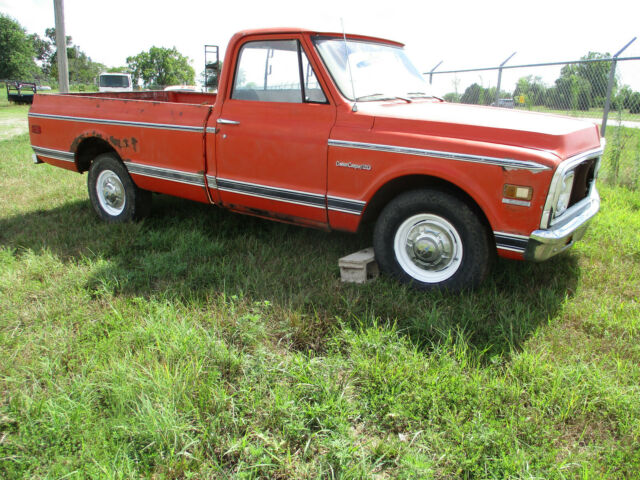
[502,198,531,207]
[206,175,217,188]
[494,231,529,240]
[326,194,366,206]
[32,145,75,163]
[328,206,364,215]
[328,139,551,172]
[494,231,529,253]
[125,162,205,187]
[496,245,526,254]
[217,118,240,125]
[216,177,326,209]
[28,112,204,132]
[327,195,366,215]
[206,127,217,134]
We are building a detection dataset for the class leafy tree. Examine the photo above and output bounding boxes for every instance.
[0,14,38,80]
[549,73,592,111]
[43,28,104,85]
[106,66,130,73]
[443,92,461,103]
[617,85,634,110]
[126,47,195,88]
[460,83,486,105]
[629,92,640,115]
[555,52,612,109]
[513,76,547,108]
[28,32,53,76]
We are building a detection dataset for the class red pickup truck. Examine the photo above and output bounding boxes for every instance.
[28,28,603,291]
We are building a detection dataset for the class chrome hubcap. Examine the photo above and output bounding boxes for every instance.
[394,214,463,283]
[96,170,125,216]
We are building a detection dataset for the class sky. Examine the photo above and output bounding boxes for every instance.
[2,0,639,92]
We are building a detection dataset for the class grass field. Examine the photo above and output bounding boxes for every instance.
[1,105,639,478]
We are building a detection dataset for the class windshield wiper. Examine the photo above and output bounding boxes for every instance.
[407,92,444,101]
[356,93,412,103]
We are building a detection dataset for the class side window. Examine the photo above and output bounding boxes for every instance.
[301,50,327,103]
[232,40,327,104]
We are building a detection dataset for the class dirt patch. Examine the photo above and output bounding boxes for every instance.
[0,117,28,141]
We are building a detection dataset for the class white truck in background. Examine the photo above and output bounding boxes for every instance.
[98,73,133,92]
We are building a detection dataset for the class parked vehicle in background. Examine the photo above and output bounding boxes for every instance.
[28,28,603,291]
[6,81,36,104]
[98,73,133,92]
[491,98,515,108]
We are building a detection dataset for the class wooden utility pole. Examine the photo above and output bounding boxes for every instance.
[53,0,69,93]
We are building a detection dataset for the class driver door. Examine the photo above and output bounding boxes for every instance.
[215,37,335,227]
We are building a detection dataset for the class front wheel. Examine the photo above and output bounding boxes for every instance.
[373,189,492,291]
[88,153,151,222]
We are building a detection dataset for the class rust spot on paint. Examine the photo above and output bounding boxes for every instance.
[131,137,138,152]
[109,136,122,148]
[70,131,106,152]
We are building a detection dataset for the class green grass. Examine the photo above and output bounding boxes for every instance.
[1,109,639,478]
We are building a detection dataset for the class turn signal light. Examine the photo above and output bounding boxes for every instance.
[31,124,42,134]
[503,184,533,201]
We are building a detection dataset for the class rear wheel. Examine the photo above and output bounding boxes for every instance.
[373,189,491,291]
[88,153,151,222]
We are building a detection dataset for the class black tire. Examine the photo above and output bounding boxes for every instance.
[87,153,151,222]
[373,189,492,291]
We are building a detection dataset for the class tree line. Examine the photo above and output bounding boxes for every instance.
[444,52,640,115]
[0,13,195,89]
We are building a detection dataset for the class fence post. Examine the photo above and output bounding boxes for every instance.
[601,37,636,137]
[429,61,443,85]
[495,52,516,105]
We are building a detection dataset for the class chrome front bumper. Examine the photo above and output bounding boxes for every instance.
[524,189,600,262]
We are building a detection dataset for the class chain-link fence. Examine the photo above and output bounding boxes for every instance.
[427,49,640,136]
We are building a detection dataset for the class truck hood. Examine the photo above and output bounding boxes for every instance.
[362,101,602,164]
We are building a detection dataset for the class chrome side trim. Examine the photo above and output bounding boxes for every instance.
[216,177,326,209]
[328,139,551,172]
[217,118,240,125]
[28,112,204,132]
[32,145,75,163]
[494,231,528,253]
[327,195,366,215]
[496,245,526,254]
[502,198,531,207]
[206,127,217,134]
[206,175,217,188]
[125,162,205,187]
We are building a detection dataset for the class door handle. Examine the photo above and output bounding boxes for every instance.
[217,118,240,125]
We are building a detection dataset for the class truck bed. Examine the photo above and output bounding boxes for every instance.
[29,91,218,206]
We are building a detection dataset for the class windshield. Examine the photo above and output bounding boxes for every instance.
[313,37,430,101]
[99,75,130,88]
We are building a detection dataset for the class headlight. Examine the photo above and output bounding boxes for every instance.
[555,171,575,217]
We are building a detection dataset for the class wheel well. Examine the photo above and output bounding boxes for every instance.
[75,137,117,173]
[361,175,493,234]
